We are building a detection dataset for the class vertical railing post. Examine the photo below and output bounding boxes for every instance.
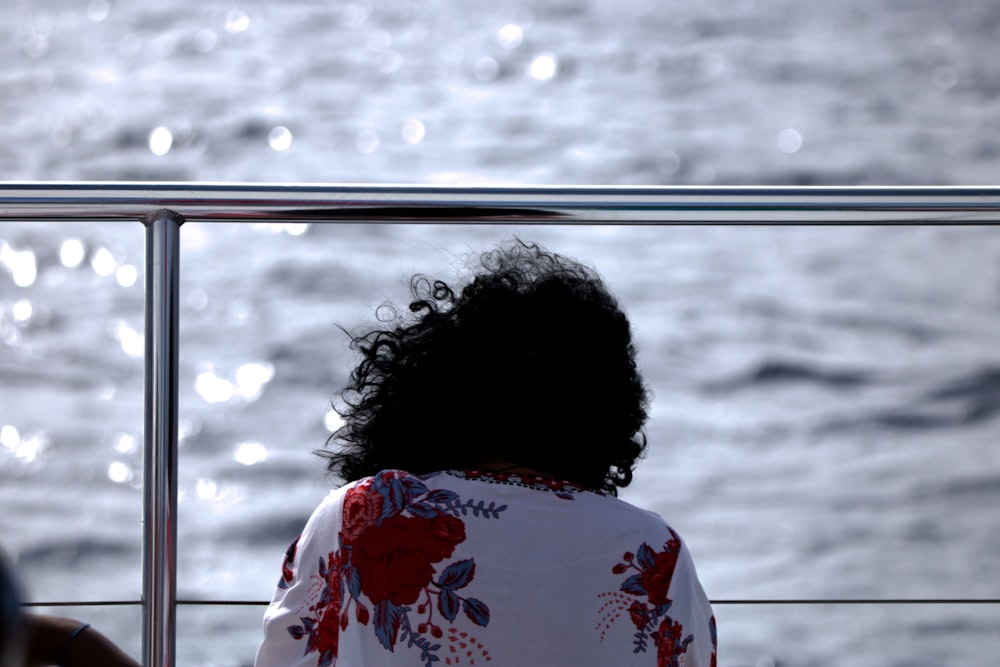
[141,209,184,667]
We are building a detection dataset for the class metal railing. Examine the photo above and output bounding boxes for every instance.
[4,182,1000,667]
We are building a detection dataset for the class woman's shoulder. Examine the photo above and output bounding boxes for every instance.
[318,468,684,545]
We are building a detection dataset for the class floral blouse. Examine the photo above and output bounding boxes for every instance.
[254,469,716,667]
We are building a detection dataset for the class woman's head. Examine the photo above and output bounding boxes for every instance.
[320,240,649,494]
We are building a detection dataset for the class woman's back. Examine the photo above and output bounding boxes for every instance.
[255,469,716,667]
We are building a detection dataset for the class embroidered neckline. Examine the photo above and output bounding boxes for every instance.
[440,469,606,497]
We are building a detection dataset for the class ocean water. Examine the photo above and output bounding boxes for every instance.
[2,1,1000,666]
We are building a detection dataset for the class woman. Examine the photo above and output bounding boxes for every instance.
[255,241,716,666]
[25,240,715,666]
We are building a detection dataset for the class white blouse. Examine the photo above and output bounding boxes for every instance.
[255,469,716,667]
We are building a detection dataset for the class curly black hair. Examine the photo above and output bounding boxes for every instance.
[318,240,649,494]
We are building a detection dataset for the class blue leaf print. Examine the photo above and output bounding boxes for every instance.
[347,564,361,600]
[302,617,318,653]
[439,589,460,622]
[318,582,331,607]
[400,475,429,497]
[373,600,403,650]
[423,489,459,504]
[436,558,475,590]
[621,573,647,596]
[462,598,490,627]
[406,502,441,519]
[379,477,408,521]
[636,542,656,570]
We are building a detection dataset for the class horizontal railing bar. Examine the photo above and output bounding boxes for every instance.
[23,598,1000,607]
[23,601,142,607]
[1,183,999,224]
[709,599,1000,605]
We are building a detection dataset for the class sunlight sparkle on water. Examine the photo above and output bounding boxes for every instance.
[91,247,117,277]
[401,119,426,145]
[777,128,803,154]
[114,433,138,454]
[20,436,45,463]
[249,222,309,236]
[108,461,131,484]
[1,426,19,451]
[235,361,275,401]
[233,441,269,466]
[113,320,143,358]
[116,264,138,288]
[12,299,33,323]
[192,478,243,509]
[196,477,218,500]
[268,126,293,152]
[178,417,201,444]
[224,10,250,34]
[528,53,558,81]
[498,24,524,49]
[195,361,273,403]
[228,299,255,325]
[195,370,235,403]
[324,409,345,432]
[149,126,173,156]
[0,243,38,287]
[60,239,86,268]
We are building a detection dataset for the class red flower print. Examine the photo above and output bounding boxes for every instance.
[352,515,434,605]
[629,601,651,630]
[288,476,503,667]
[341,482,384,545]
[352,514,467,606]
[278,537,299,589]
[641,550,679,606]
[652,618,688,667]
[424,514,466,561]
[311,594,340,662]
[601,531,694,664]
[301,551,341,666]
